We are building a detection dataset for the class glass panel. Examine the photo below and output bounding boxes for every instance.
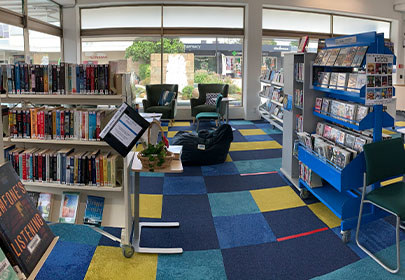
[263,9,331,33]
[82,36,162,105]
[0,23,24,64]
[0,0,22,14]
[162,37,243,106]
[81,6,161,29]
[163,6,244,28]
[333,16,390,39]
[262,37,299,74]
[28,0,60,27]
[29,30,61,64]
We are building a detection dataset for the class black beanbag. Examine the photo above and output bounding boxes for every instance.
[171,124,233,166]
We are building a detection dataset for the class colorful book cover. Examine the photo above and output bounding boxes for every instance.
[37,193,52,221]
[83,195,105,227]
[0,247,19,280]
[27,191,39,208]
[0,162,54,276]
[59,192,80,224]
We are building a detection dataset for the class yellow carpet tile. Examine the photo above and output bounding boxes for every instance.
[250,186,305,212]
[225,154,232,162]
[395,121,405,127]
[167,131,191,138]
[161,126,169,132]
[84,246,157,280]
[230,141,282,151]
[130,194,163,219]
[308,202,341,228]
[382,129,396,135]
[172,121,190,127]
[239,129,266,136]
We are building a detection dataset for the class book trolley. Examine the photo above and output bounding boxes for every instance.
[298,32,395,242]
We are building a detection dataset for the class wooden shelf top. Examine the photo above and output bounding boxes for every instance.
[0,94,124,105]
[23,181,123,192]
[4,137,111,146]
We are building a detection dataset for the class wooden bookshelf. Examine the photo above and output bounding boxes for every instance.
[4,137,110,146]
[0,94,124,105]
[23,181,123,192]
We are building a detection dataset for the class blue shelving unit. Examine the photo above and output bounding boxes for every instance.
[299,32,395,241]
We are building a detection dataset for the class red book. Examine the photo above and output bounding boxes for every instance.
[60,110,65,139]
[22,110,27,138]
[81,111,86,140]
[22,152,27,181]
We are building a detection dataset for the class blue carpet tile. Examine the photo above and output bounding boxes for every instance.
[49,224,102,246]
[201,162,240,176]
[163,176,207,195]
[269,133,283,145]
[229,149,282,161]
[232,130,247,142]
[208,191,260,217]
[97,227,122,247]
[165,165,202,177]
[233,158,282,174]
[204,173,287,193]
[244,134,274,141]
[140,176,164,194]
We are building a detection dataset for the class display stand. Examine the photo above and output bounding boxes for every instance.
[281,52,321,191]
[297,32,395,242]
[259,78,284,132]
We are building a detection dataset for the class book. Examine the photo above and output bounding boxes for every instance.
[336,73,348,90]
[298,36,309,52]
[328,73,339,89]
[320,49,332,65]
[326,49,340,66]
[342,47,358,67]
[0,247,19,280]
[83,195,105,227]
[321,98,330,114]
[356,105,369,122]
[323,125,332,139]
[314,98,322,113]
[351,46,368,67]
[345,103,357,122]
[37,193,52,221]
[27,191,39,208]
[321,72,330,88]
[314,49,326,65]
[0,162,54,276]
[316,122,325,136]
[346,73,358,92]
[334,47,350,66]
[345,134,356,149]
[59,192,80,224]
[353,137,367,152]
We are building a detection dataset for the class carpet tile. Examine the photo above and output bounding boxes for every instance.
[201,162,240,176]
[37,241,96,280]
[140,177,164,194]
[157,250,227,280]
[231,130,247,142]
[244,134,274,141]
[308,202,341,228]
[84,246,158,280]
[98,227,122,247]
[262,206,327,238]
[140,194,163,218]
[208,191,260,217]
[165,165,203,177]
[233,158,282,174]
[239,129,267,136]
[250,186,306,212]
[229,120,254,125]
[214,213,277,249]
[230,141,282,151]
[49,224,102,246]
[163,176,207,195]
[229,149,282,161]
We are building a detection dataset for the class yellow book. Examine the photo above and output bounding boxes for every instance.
[101,152,110,186]
[107,155,111,186]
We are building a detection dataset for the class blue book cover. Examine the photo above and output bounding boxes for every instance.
[56,110,61,139]
[61,153,66,184]
[70,156,74,184]
[83,195,105,226]
[89,111,96,140]
[15,63,20,94]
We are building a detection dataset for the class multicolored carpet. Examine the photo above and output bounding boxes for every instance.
[35,119,405,280]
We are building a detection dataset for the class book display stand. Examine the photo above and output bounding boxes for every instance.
[296,32,395,242]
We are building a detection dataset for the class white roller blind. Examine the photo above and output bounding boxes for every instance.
[263,9,331,33]
[81,6,161,29]
[333,16,390,39]
[163,6,244,28]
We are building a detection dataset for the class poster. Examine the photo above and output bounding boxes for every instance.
[365,54,394,105]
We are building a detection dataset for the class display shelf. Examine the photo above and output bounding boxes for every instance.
[259,93,271,99]
[4,137,111,146]
[23,181,123,192]
[313,109,394,131]
[271,114,283,123]
[259,109,283,131]
[270,99,284,107]
[1,94,124,105]
[298,145,365,192]
[260,79,284,87]
[312,86,365,104]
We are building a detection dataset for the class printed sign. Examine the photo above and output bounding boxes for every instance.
[365,54,394,105]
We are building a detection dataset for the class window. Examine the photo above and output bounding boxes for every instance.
[333,16,390,39]
[82,36,162,104]
[29,30,61,64]
[163,6,244,28]
[162,37,242,106]
[263,9,330,34]
[0,0,22,14]
[81,6,161,29]
[28,0,60,27]
[262,37,298,74]
[0,23,24,64]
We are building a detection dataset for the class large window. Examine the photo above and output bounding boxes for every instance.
[28,0,60,27]
[80,5,244,107]
[29,30,61,64]
[333,16,390,39]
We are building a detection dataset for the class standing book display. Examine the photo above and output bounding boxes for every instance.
[298,32,395,242]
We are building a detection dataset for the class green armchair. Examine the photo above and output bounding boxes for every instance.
[190,84,229,123]
[143,84,178,124]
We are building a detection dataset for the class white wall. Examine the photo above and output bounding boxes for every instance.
[65,0,403,120]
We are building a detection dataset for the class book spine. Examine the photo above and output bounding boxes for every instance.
[64,110,70,139]
[94,65,98,94]
[46,153,49,182]
[38,152,42,181]
[81,111,85,140]
[75,65,80,93]
[95,156,100,186]
[111,157,116,187]
[99,156,103,186]
[91,156,96,185]
[56,110,60,139]
[96,111,101,140]
[69,110,74,139]
[103,155,107,186]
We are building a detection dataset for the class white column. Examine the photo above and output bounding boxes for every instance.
[243,3,262,120]
[62,6,81,64]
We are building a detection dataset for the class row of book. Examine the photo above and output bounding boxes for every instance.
[295,63,304,81]
[314,97,370,123]
[299,162,322,188]
[1,63,116,95]
[313,46,368,67]
[316,72,368,92]
[28,191,105,226]
[261,69,284,85]
[7,107,115,140]
[6,146,122,187]
[294,89,303,108]
[260,85,283,101]
[259,101,284,120]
